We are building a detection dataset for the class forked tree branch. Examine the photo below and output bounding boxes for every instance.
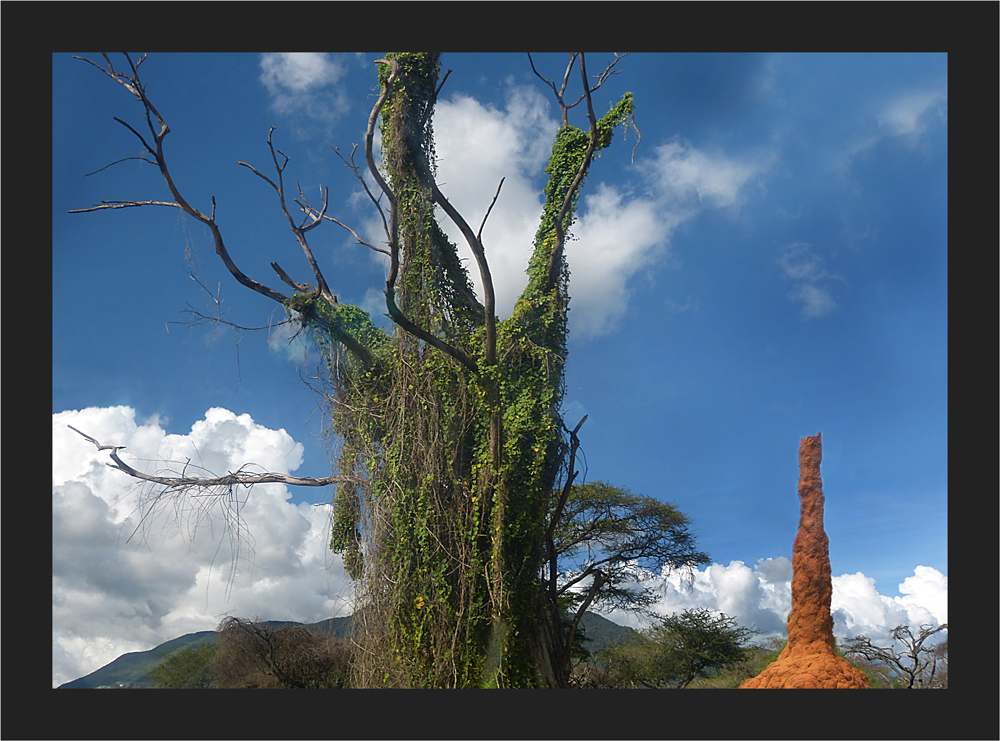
[528,52,629,126]
[71,53,384,370]
[366,57,480,373]
[545,52,602,293]
[238,127,334,304]
[71,53,288,307]
[328,144,393,256]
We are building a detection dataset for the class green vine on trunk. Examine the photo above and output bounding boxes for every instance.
[292,53,634,687]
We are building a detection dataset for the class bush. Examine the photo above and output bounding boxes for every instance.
[213,617,355,689]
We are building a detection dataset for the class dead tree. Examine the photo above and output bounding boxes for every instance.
[842,623,948,689]
[70,52,639,687]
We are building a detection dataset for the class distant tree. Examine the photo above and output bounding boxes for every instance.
[841,623,948,689]
[600,608,759,689]
[146,642,218,689]
[547,481,710,677]
[213,617,354,689]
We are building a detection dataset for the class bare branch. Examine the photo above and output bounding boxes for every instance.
[244,127,334,302]
[112,115,156,155]
[322,214,392,257]
[83,155,157,177]
[589,52,629,91]
[629,116,642,165]
[528,53,579,126]
[175,306,295,335]
[530,52,630,130]
[370,57,480,373]
[237,159,280,192]
[69,425,353,490]
[271,262,316,294]
[330,144,394,256]
[293,181,329,234]
[72,54,288,307]
[69,199,182,214]
[477,178,505,245]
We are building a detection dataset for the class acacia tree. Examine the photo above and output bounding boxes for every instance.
[70,51,664,688]
[548,481,710,677]
[600,608,760,689]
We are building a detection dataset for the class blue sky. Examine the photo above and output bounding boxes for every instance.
[52,52,947,686]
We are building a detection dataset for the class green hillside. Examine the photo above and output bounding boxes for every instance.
[58,612,631,688]
[57,616,355,689]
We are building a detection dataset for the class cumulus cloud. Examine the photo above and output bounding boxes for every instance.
[568,184,664,338]
[596,558,947,650]
[431,85,559,317]
[430,88,769,340]
[52,406,353,688]
[259,53,350,136]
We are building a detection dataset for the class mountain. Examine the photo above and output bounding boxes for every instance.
[57,612,634,688]
[576,611,639,657]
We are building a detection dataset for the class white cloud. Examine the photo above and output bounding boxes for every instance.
[52,406,353,688]
[565,137,766,339]
[259,53,350,135]
[570,137,767,339]
[844,86,947,163]
[595,558,947,650]
[894,565,948,625]
[432,86,559,318]
[791,283,838,319]
[778,242,842,319]
[260,53,345,93]
[569,184,664,338]
[645,137,761,211]
[430,90,769,341]
[876,89,947,139]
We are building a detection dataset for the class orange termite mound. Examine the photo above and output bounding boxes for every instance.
[740,433,870,689]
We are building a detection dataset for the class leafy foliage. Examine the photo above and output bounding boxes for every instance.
[146,642,219,689]
[281,53,639,688]
[600,608,760,688]
[546,481,710,677]
[552,482,709,614]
